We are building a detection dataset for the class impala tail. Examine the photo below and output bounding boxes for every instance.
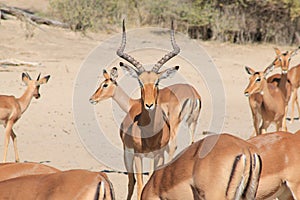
[226,152,262,200]
[179,98,201,123]
[94,179,115,200]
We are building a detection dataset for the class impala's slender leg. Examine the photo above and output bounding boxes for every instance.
[166,115,180,162]
[282,106,288,131]
[148,158,154,177]
[154,154,164,170]
[252,113,262,136]
[134,156,143,200]
[10,129,19,162]
[124,150,135,200]
[167,136,177,162]
[293,89,300,121]
[3,121,13,163]
[188,121,196,143]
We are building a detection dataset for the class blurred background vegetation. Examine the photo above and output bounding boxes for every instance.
[49,0,300,44]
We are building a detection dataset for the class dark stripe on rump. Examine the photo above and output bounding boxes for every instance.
[226,154,243,196]
[190,184,205,200]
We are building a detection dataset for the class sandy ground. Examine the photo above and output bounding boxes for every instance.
[1,1,300,199]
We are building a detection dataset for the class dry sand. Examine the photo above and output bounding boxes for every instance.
[0,1,300,199]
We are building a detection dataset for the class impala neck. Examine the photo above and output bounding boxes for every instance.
[261,81,274,104]
[17,86,35,114]
[278,73,288,97]
[112,86,132,112]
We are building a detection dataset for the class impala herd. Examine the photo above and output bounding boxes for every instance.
[0,20,299,200]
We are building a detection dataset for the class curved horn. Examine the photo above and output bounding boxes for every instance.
[37,73,41,81]
[152,20,180,73]
[25,72,32,80]
[116,19,145,73]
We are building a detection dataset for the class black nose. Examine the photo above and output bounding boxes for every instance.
[145,104,153,109]
[35,94,41,99]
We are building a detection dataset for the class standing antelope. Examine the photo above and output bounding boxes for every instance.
[288,63,300,122]
[89,67,201,151]
[115,20,187,200]
[267,48,297,127]
[141,133,262,200]
[0,72,50,162]
[244,66,285,135]
[248,131,300,199]
[0,169,115,200]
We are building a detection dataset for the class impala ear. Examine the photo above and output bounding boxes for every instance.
[110,67,118,81]
[245,66,255,75]
[119,62,139,79]
[158,66,179,80]
[22,72,30,84]
[103,69,110,80]
[37,75,50,85]
[274,47,281,56]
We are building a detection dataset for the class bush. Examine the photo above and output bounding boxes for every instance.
[49,0,300,44]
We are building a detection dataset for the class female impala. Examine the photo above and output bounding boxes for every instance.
[0,162,59,181]
[89,67,201,149]
[288,63,300,122]
[0,72,50,162]
[141,134,262,200]
[244,66,285,135]
[0,169,115,200]
[248,131,300,199]
[267,47,300,123]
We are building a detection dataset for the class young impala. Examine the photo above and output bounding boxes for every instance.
[248,131,300,199]
[116,20,182,200]
[0,169,115,200]
[141,133,262,200]
[0,72,50,162]
[244,66,285,135]
[89,67,201,156]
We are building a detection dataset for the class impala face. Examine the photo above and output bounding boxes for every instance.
[273,48,294,74]
[22,73,50,99]
[244,66,266,97]
[89,69,117,105]
[120,62,179,110]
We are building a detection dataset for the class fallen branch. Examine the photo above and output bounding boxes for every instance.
[0,59,42,67]
[0,4,69,29]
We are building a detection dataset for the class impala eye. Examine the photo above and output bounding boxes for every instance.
[256,77,261,82]
[103,83,108,88]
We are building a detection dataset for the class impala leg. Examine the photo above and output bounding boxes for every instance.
[276,121,283,132]
[149,158,154,177]
[290,89,297,123]
[154,154,164,170]
[282,106,288,131]
[295,91,300,121]
[3,121,13,163]
[167,136,177,162]
[11,129,20,162]
[252,113,261,136]
[134,156,143,200]
[188,121,196,144]
[124,150,135,200]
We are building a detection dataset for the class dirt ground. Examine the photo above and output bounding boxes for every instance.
[1,1,300,199]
